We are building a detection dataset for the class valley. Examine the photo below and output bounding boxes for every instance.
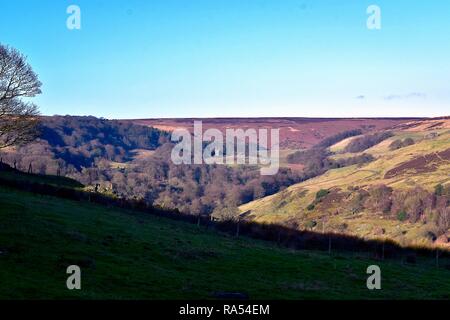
[240,118,450,248]
[0,116,448,250]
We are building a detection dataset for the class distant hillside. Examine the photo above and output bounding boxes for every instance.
[129,117,419,149]
[1,116,448,237]
[0,115,169,175]
[0,170,449,299]
[0,116,303,216]
[240,119,450,248]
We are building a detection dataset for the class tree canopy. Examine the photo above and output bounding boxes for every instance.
[0,44,41,148]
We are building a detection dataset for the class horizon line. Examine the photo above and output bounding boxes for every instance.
[39,115,450,121]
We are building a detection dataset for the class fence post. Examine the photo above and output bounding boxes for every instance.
[328,234,332,255]
[436,249,439,268]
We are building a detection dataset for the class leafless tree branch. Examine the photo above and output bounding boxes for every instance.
[0,44,41,149]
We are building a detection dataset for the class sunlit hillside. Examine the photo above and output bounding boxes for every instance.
[240,119,450,248]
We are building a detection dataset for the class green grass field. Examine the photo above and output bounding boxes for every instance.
[1,182,450,299]
[0,169,84,189]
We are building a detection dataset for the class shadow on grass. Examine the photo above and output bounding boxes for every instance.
[0,163,448,264]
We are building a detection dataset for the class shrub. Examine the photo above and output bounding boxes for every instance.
[315,189,329,201]
[397,211,408,221]
[336,223,348,233]
[389,139,403,150]
[435,207,450,235]
[307,203,315,211]
[435,184,444,196]
[305,220,317,230]
[211,205,240,222]
[364,184,392,214]
[389,138,415,151]
[391,186,434,223]
[403,137,415,146]
[348,191,365,214]
[423,230,437,242]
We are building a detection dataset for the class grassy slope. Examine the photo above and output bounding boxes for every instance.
[1,185,450,299]
[0,169,84,189]
[240,129,450,246]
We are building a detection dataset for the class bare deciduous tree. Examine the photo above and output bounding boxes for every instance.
[0,44,41,148]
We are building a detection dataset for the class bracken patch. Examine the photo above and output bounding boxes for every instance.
[384,148,450,179]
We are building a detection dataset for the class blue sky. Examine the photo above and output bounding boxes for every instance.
[1,0,449,118]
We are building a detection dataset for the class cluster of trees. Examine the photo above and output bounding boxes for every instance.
[84,144,302,216]
[344,131,393,153]
[389,138,415,150]
[40,116,169,167]
[287,147,330,171]
[316,129,362,148]
[320,184,450,237]
[287,130,375,178]
[1,140,62,175]
[288,149,373,177]
[330,154,374,168]
[1,116,169,174]
[1,116,304,216]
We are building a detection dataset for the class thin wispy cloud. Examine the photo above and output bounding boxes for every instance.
[383,92,427,101]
